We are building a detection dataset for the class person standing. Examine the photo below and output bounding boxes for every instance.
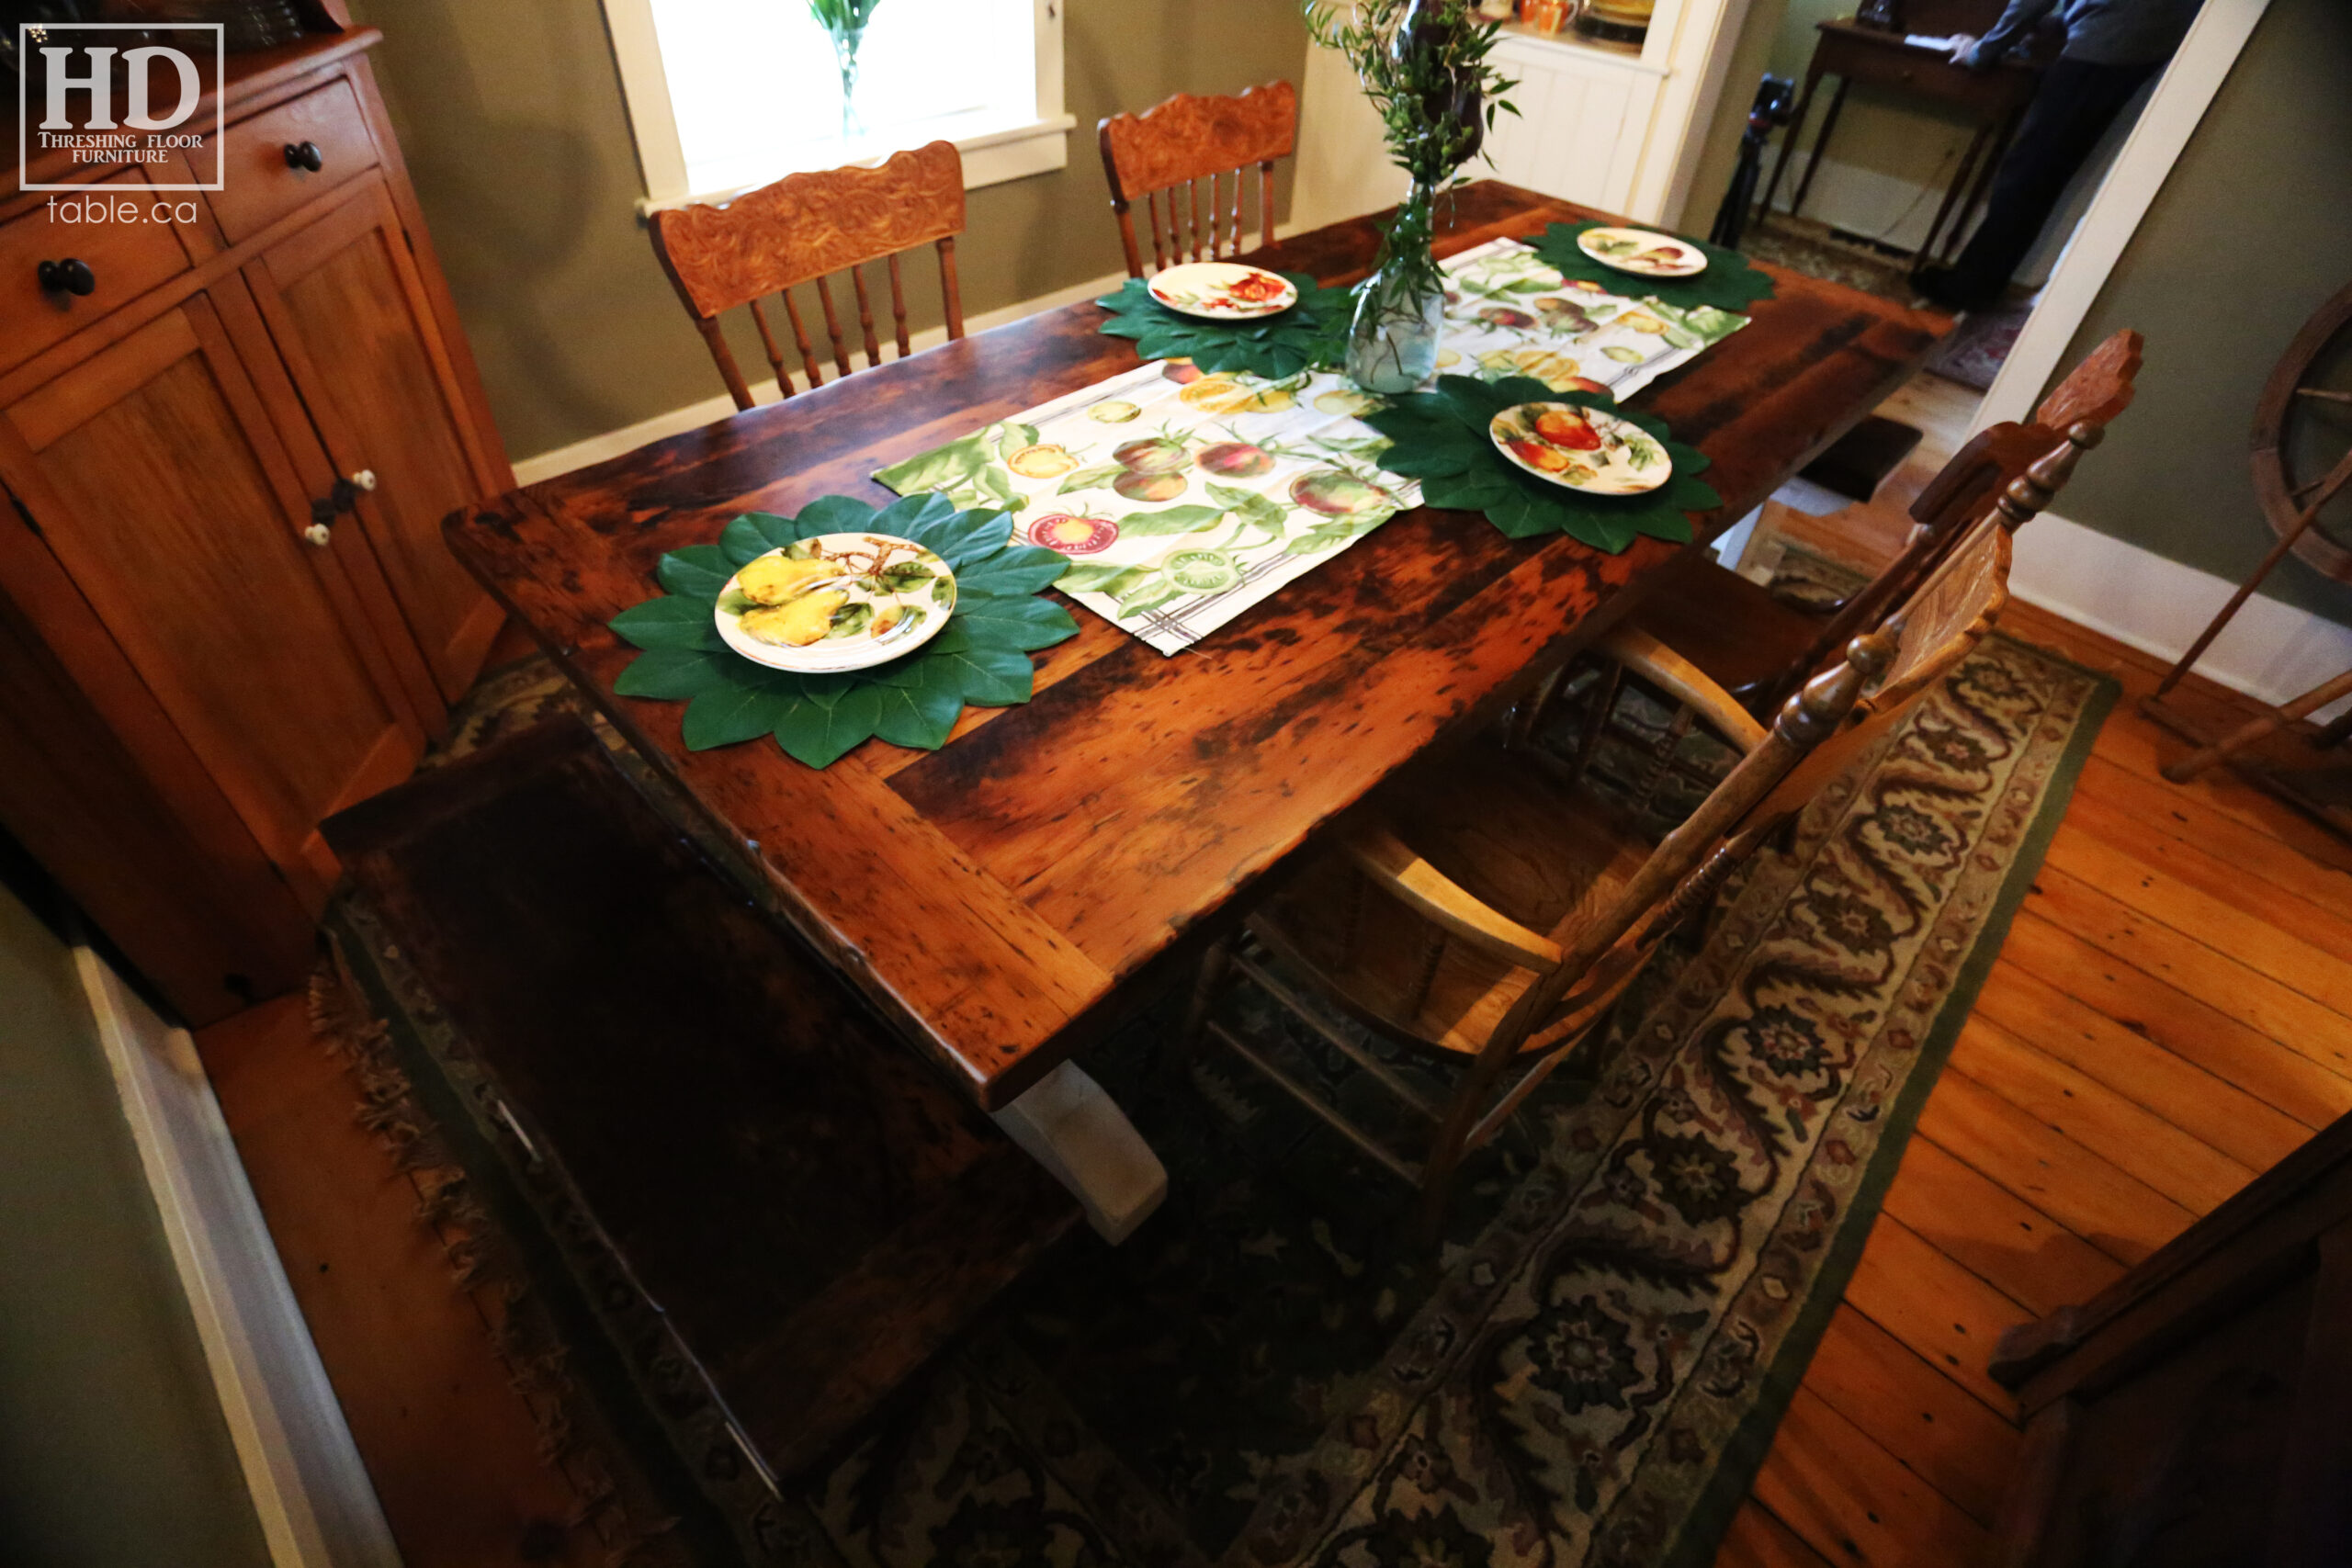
[1913,0,2203,311]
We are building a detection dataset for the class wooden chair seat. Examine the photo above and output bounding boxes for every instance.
[1251,745,1653,1057]
[320,716,1079,1491]
[1623,553,1824,698]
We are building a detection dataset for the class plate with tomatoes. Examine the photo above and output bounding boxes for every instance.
[1489,402,1673,496]
[1147,262,1299,320]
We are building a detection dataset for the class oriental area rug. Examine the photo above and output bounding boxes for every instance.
[332,631,2113,1568]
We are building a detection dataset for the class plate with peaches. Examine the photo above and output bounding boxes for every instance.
[1489,402,1672,496]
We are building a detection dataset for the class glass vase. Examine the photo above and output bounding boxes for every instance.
[831,32,866,147]
[1346,181,1446,394]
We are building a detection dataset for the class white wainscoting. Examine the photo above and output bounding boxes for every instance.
[1295,0,1753,230]
[2012,511,2352,725]
[79,952,401,1568]
[1484,35,1664,214]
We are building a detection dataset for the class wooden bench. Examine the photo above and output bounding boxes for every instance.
[320,716,1080,1517]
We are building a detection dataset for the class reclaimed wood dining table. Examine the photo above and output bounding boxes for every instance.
[446,181,1944,1125]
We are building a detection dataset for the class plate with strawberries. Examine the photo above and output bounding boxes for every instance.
[1489,402,1673,496]
[1147,262,1300,320]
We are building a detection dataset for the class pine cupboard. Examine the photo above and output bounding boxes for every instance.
[0,27,513,1025]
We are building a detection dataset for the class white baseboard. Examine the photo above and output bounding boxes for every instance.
[2010,510,2352,723]
[510,264,1139,487]
[79,953,401,1568]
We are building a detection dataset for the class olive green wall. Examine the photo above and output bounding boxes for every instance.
[0,885,271,1568]
[2046,0,2352,628]
[348,0,1311,463]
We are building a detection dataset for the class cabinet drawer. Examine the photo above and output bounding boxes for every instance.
[0,171,194,376]
[204,78,379,244]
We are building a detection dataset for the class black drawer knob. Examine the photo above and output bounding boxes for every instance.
[38,258,96,297]
[284,141,324,173]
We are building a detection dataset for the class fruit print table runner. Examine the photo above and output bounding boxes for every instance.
[873,239,1748,655]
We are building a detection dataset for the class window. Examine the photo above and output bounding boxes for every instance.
[605,0,1070,210]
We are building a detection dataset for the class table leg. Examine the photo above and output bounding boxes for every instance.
[1917,120,1993,266]
[1757,64,1826,226]
[1789,76,1852,218]
[991,1060,1168,1244]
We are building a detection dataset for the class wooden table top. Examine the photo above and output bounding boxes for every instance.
[447,181,1943,1110]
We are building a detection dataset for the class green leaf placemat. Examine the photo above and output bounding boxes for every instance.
[1529,220,1776,315]
[1363,375,1718,550]
[1094,272,1352,379]
[606,493,1079,768]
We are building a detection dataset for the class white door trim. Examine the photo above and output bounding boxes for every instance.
[79,955,401,1568]
[1973,0,2274,432]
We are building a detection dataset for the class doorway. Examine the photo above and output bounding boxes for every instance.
[1704,0,2270,606]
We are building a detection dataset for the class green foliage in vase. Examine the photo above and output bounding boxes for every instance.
[807,0,884,44]
[808,0,886,134]
[1304,0,1517,189]
[1305,0,1520,349]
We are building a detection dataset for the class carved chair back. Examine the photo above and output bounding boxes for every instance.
[1099,81,1297,278]
[650,141,967,411]
[1758,327,2143,712]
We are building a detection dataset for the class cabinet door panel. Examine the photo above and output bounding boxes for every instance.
[1,292,424,905]
[247,180,502,703]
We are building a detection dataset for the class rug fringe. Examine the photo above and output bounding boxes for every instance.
[306,948,691,1566]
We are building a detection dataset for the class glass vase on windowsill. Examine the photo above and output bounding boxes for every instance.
[808,0,885,148]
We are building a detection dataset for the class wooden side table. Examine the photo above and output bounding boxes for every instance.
[1758,20,2046,267]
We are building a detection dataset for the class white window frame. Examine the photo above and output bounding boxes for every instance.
[601,0,1073,213]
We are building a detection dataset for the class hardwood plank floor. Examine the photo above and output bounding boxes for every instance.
[1718,581,2352,1563]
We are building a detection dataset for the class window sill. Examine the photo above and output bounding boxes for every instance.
[635,113,1077,215]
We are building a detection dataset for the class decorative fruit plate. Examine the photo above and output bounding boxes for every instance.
[1489,402,1673,495]
[1575,226,1708,279]
[1147,262,1300,320]
[714,532,956,673]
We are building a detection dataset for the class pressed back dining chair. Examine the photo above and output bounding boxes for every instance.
[650,140,967,411]
[1517,400,2114,851]
[1613,327,2143,720]
[1099,81,1297,278]
[1187,428,2104,1238]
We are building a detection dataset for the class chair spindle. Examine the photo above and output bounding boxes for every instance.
[884,253,912,356]
[746,298,795,400]
[781,289,824,389]
[849,264,884,368]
